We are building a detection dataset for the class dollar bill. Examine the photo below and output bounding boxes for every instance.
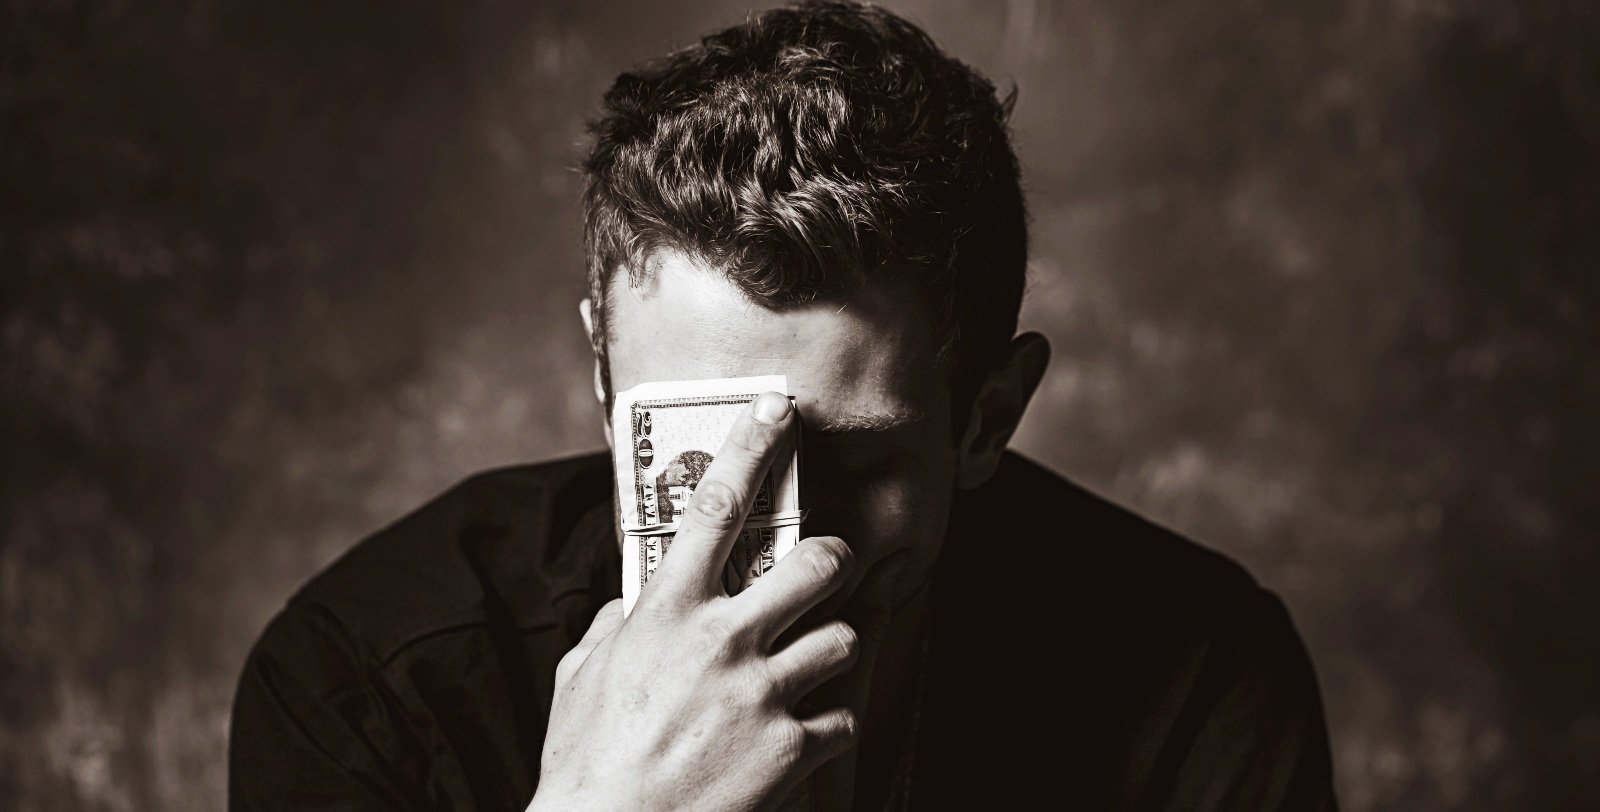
[612,375,802,616]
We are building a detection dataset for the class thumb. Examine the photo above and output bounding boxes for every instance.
[554,599,624,689]
[582,598,626,642]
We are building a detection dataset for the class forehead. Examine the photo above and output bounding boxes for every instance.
[605,249,941,422]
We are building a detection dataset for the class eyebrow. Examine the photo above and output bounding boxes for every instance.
[807,409,927,435]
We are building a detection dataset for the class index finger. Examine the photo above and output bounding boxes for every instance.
[648,391,795,603]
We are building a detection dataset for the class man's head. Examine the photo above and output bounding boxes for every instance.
[581,1,1049,598]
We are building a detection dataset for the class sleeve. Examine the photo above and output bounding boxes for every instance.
[229,604,426,811]
[1152,588,1339,811]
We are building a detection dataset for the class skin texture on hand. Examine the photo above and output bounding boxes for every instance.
[530,394,868,811]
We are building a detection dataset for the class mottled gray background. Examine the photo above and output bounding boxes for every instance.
[3,0,1598,808]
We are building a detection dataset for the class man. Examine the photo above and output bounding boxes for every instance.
[230,2,1337,809]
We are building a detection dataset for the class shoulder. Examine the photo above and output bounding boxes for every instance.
[232,453,615,806]
[944,451,1281,699]
[950,451,1326,719]
[259,451,614,666]
[942,453,1334,807]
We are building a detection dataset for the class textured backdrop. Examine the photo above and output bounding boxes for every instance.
[3,1,1598,808]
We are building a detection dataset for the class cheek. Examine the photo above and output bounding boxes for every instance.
[802,450,955,563]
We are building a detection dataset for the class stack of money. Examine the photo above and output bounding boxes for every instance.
[611,375,803,616]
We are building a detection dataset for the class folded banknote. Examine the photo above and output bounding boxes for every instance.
[611,375,803,616]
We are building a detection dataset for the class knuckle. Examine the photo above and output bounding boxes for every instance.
[695,612,746,662]
[720,673,760,714]
[821,536,856,569]
[739,669,772,709]
[799,539,851,586]
[826,622,859,664]
[756,660,788,699]
[689,480,738,525]
[770,719,808,766]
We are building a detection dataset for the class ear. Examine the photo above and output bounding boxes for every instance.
[579,298,614,449]
[954,332,1051,489]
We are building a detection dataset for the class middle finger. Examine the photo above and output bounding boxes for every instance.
[649,391,796,602]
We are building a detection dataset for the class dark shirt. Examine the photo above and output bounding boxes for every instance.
[230,451,1337,810]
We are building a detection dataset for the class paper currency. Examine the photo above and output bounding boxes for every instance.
[612,375,802,616]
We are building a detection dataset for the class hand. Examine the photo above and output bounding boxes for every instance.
[530,392,861,811]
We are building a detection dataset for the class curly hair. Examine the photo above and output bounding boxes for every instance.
[582,0,1027,412]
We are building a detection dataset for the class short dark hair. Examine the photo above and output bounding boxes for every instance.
[582,0,1027,413]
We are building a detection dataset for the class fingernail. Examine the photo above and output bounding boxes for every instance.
[752,392,791,424]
